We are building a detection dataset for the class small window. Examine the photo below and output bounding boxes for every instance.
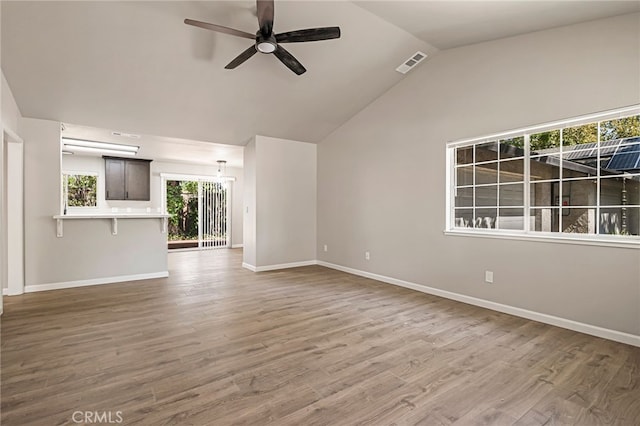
[63,172,98,208]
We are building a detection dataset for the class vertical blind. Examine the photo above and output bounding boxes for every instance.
[200,180,229,249]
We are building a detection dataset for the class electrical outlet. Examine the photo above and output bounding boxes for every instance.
[365,251,370,260]
[323,245,328,252]
[485,270,494,283]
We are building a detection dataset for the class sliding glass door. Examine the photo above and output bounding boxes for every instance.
[166,178,230,250]
[200,181,229,249]
[166,180,199,249]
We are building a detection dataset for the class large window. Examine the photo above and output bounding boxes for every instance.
[447,106,640,243]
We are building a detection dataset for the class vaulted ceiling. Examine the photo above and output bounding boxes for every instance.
[1,1,430,146]
[2,1,638,150]
[357,1,640,49]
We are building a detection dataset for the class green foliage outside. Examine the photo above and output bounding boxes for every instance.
[496,115,640,152]
[499,136,525,148]
[166,180,199,241]
[530,115,640,151]
[600,115,640,142]
[458,115,640,165]
[166,180,228,242]
[65,174,97,207]
[530,129,561,150]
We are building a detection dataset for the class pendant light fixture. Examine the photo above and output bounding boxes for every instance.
[216,160,227,177]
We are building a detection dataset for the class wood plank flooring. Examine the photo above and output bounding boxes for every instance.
[2,249,639,425]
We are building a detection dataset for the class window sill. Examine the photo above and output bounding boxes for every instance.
[444,229,640,249]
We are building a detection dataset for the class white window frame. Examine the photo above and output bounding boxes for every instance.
[445,105,640,249]
[160,173,236,250]
[62,170,99,212]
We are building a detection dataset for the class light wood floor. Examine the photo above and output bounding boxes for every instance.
[2,249,639,425]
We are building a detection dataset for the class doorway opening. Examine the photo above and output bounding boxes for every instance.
[165,178,230,250]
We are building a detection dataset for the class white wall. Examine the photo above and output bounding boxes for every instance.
[230,165,243,248]
[318,14,640,336]
[6,141,24,294]
[2,70,24,295]
[22,118,168,288]
[243,136,317,269]
[243,138,257,267]
[0,132,5,301]
[62,155,244,247]
[2,72,20,134]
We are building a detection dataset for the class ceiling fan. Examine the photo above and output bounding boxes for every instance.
[185,0,340,75]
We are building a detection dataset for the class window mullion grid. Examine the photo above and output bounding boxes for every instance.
[198,181,203,249]
[448,148,453,230]
[596,122,601,235]
[472,147,476,228]
[524,134,531,233]
[496,156,501,230]
[559,128,563,232]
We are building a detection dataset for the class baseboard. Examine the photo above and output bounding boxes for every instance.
[242,262,257,272]
[232,244,244,248]
[2,287,24,296]
[317,261,640,348]
[243,260,317,272]
[256,260,318,272]
[24,271,170,293]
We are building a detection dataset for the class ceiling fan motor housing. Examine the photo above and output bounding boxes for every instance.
[256,32,277,53]
[184,0,340,75]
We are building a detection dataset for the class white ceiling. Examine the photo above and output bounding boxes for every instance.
[3,1,639,166]
[356,1,640,49]
[62,123,244,168]
[1,1,429,148]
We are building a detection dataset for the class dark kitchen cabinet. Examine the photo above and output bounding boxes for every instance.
[104,157,152,201]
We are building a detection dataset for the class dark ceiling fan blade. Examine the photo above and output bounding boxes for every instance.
[225,45,258,69]
[273,45,306,75]
[184,18,255,40]
[276,27,341,43]
[256,0,274,37]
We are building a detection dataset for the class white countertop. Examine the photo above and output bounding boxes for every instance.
[53,213,171,219]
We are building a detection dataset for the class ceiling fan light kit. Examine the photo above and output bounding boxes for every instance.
[256,34,277,53]
[185,0,341,75]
